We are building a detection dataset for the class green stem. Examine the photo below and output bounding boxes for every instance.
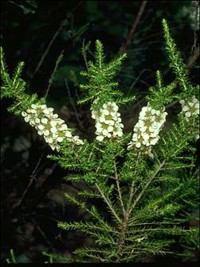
[116,158,166,262]
[114,160,125,215]
[129,160,165,214]
[95,183,122,224]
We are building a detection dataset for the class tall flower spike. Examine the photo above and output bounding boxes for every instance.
[127,103,167,156]
[91,100,124,142]
[22,103,83,151]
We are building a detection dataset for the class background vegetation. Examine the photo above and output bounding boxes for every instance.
[1,0,199,263]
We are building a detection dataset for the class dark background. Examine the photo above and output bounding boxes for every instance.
[1,0,199,263]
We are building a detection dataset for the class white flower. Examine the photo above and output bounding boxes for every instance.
[103,102,119,113]
[135,142,141,148]
[96,135,104,142]
[64,131,73,138]
[185,111,191,117]
[182,105,189,112]
[44,136,54,144]
[50,126,58,134]
[141,132,150,141]
[41,118,48,124]
[22,111,27,117]
[72,136,84,145]
[99,114,115,125]
[34,118,40,124]
[50,120,58,127]
[43,107,54,115]
[43,130,50,136]
[24,115,31,122]
[38,124,45,131]
[57,136,64,143]
[150,136,160,145]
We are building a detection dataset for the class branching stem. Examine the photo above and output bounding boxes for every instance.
[95,183,122,224]
[116,159,166,261]
[129,160,165,214]
[113,160,125,215]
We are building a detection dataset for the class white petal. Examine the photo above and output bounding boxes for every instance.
[46,137,54,144]
[35,118,40,124]
[38,124,44,131]
[182,105,189,112]
[37,130,43,136]
[107,125,114,132]
[41,118,48,124]
[135,142,141,148]
[107,133,112,138]
[50,121,57,127]
[59,124,68,131]
[96,135,104,141]
[99,116,106,123]
[95,122,103,131]
[40,104,47,109]
[150,137,159,145]
[31,104,37,109]
[65,131,72,138]
[57,136,64,142]
[44,130,50,136]
[102,109,110,116]
[22,111,27,117]
[24,116,30,122]
[50,127,57,134]
[102,129,109,136]
[185,111,191,117]
[142,133,150,141]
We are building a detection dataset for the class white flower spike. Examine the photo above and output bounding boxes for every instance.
[22,103,83,151]
[128,103,167,156]
[91,100,124,142]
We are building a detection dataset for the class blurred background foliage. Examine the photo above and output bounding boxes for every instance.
[1,0,199,263]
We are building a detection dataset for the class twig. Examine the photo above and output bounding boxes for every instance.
[129,160,165,214]
[125,151,142,214]
[116,152,141,260]
[191,1,199,54]
[31,21,66,78]
[128,68,152,94]
[119,1,148,54]
[187,46,200,69]
[31,1,83,78]
[129,222,180,227]
[44,50,64,98]
[13,152,44,208]
[64,78,84,130]
[32,218,56,251]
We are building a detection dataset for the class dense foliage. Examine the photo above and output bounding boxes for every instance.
[1,1,199,264]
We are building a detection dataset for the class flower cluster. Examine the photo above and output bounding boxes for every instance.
[91,101,124,142]
[180,96,200,140]
[179,96,199,121]
[127,103,167,154]
[22,103,83,151]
